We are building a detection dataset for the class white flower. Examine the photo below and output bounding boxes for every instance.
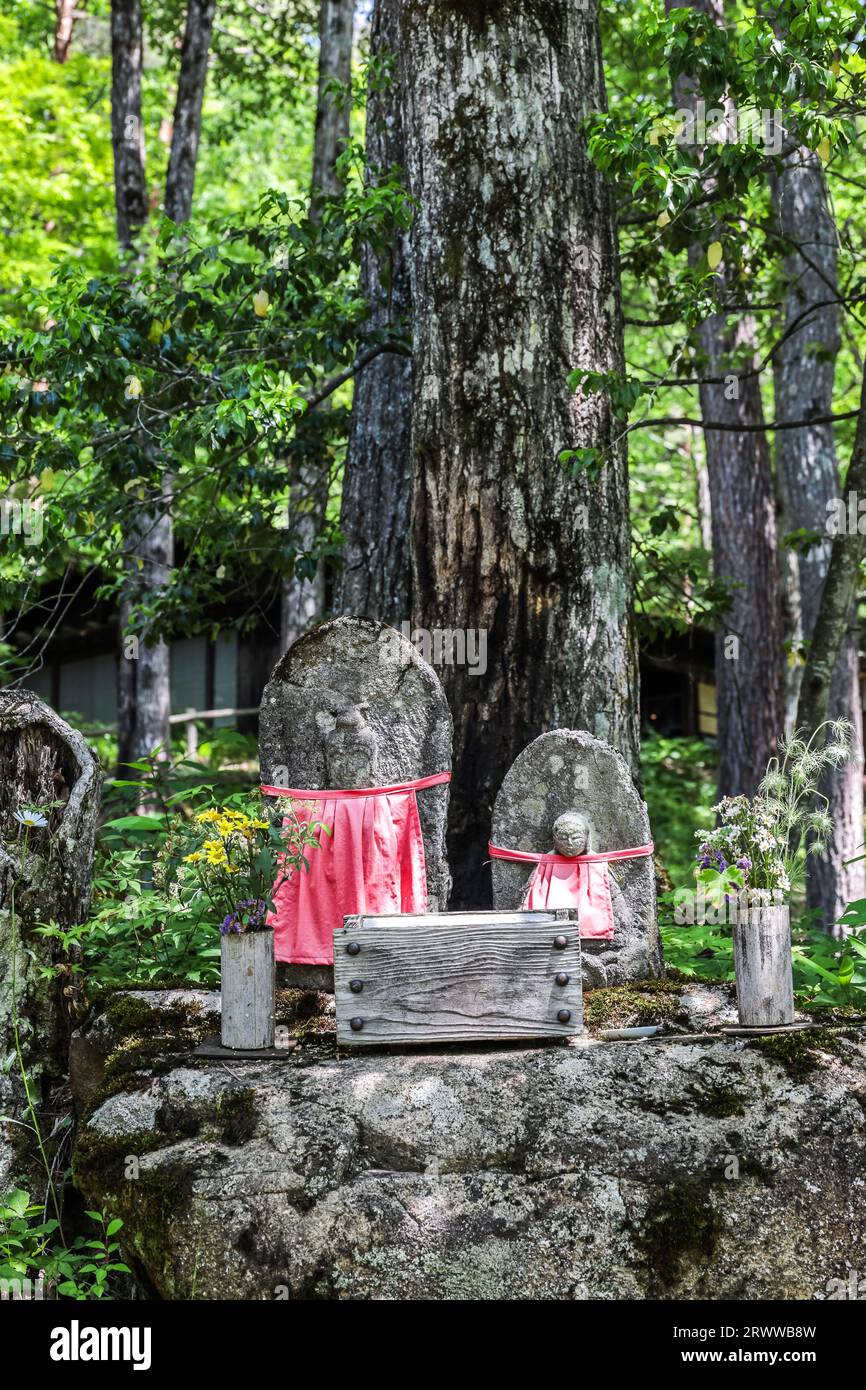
[14,810,47,828]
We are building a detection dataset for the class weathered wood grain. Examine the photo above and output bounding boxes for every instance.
[221,930,275,1050]
[731,905,795,1027]
[334,910,582,1046]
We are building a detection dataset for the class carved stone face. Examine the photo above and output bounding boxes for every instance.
[552,810,591,858]
[324,703,380,789]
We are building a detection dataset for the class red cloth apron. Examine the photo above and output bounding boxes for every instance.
[488,841,654,940]
[261,772,451,965]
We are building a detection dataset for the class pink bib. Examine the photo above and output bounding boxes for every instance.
[262,772,450,965]
[488,842,654,940]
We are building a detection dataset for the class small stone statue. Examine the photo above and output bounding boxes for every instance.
[490,729,662,986]
[551,810,592,857]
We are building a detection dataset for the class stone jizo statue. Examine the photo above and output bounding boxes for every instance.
[258,618,453,980]
[490,730,662,988]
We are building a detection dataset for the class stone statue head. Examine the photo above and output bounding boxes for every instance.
[552,810,593,858]
[324,700,380,789]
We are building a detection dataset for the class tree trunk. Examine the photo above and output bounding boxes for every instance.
[164,0,217,225]
[771,144,864,931]
[336,0,412,624]
[110,0,148,252]
[0,692,101,1192]
[698,311,780,796]
[311,0,354,203]
[400,1,639,906]
[667,0,779,797]
[797,367,866,733]
[53,0,78,63]
[112,4,219,767]
[127,488,175,762]
[281,0,355,648]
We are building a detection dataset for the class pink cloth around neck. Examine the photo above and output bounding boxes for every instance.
[488,840,654,941]
[261,772,450,965]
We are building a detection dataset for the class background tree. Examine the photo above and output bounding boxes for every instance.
[280,0,355,650]
[666,0,779,799]
[336,0,413,625]
[771,127,864,929]
[399,1,640,904]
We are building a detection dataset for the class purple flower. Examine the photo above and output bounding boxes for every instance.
[736,856,752,872]
[219,897,268,934]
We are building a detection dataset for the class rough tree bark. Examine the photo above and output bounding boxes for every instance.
[667,0,779,798]
[311,0,354,204]
[698,310,780,795]
[110,0,148,252]
[0,692,101,1191]
[111,0,152,766]
[400,1,639,905]
[281,0,355,649]
[113,3,217,766]
[336,0,412,623]
[53,0,79,63]
[797,368,866,735]
[164,0,217,225]
[771,144,864,931]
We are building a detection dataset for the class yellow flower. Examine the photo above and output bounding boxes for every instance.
[184,851,204,863]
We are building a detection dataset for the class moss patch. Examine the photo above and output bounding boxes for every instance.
[275,987,335,1039]
[748,1027,854,1083]
[216,1087,258,1146]
[685,1077,747,1119]
[584,979,683,1034]
[634,1177,724,1289]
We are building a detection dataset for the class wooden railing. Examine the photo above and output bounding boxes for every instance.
[74,706,260,756]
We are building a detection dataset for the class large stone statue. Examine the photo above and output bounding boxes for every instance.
[259,618,453,983]
[490,729,662,987]
[0,689,102,1188]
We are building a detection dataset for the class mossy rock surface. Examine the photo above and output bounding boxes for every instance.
[71,983,866,1301]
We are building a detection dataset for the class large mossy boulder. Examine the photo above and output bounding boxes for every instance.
[71,984,866,1300]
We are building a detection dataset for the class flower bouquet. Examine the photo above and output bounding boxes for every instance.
[156,798,327,1049]
[693,720,853,1026]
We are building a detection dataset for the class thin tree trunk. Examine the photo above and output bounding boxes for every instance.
[336,0,412,623]
[797,367,866,734]
[53,0,78,63]
[311,0,354,203]
[110,0,148,251]
[400,2,639,906]
[698,309,780,795]
[667,0,779,797]
[111,3,217,766]
[164,0,217,225]
[129,496,174,761]
[771,144,864,930]
[281,0,354,648]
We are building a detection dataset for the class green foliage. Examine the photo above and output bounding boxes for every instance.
[589,1,866,641]
[0,16,116,327]
[661,911,866,1012]
[641,732,717,885]
[0,1189,130,1300]
[0,160,411,666]
[37,745,260,989]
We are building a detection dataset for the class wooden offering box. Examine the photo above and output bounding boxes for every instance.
[333,909,582,1047]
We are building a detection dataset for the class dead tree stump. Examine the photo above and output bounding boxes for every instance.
[0,690,102,1191]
